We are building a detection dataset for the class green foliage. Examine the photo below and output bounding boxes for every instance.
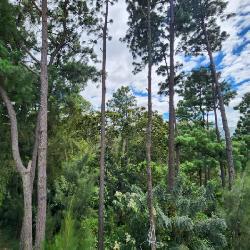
[234,92,250,137]
[154,176,227,249]
[46,212,79,250]
[176,67,236,125]
[50,152,98,235]
[221,161,250,249]
[123,0,166,72]
[106,173,227,250]
[0,0,18,44]
[0,0,249,249]
[46,211,96,250]
[175,125,226,186]
[178,0,230,55]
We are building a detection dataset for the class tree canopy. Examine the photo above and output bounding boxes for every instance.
[0,0,249,249]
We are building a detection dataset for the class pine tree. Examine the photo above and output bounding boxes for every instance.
[176,67,236,125]
[234,92,250,137]
[179,0,236,189]
[35,0,48,248]
[123,0,166,247]
[107,86,137,166]
[168,0,176,192]
[98,1,108,248]
[95,0,117,248]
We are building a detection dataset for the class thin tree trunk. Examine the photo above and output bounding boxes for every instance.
[208,166,211,180]
[98,1,108,249]
[214,108,220,140]
[0,85,33,250]
[125,137,128,165]
[175,144,180,175]
[219,163,226,188]
[206,112,209,130]
[199,167,202,186]
[202,110,205,128]
[35,0,48,248]
[204,166,208,186]
[202,22,235,190]
[146,1,157,249]
[168,0,175,192]
[205,112,209,186]
[163,49,179,176]
[120,136,127,167]
[174,109,180,175]
[199,88,205,126]
[212,82,226,188]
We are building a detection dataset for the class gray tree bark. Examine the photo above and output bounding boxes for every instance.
[98,1,108,249]
[146,1,157,249]
[35,0,48,248]
[0,85,33,250]
[173,109,180,175]
[212,82,226,188]
[21,170,33,250]
[168,0,176,192]
[20,113,39,249]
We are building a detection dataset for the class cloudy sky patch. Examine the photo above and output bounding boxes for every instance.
[82,0,250,130]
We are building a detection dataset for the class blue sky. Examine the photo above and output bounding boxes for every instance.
[82,0,250,130]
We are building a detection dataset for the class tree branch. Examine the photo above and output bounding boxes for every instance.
[49,40,66,66]
[31,0,42,16]
[22,45,40,64]
[0,84,26,173]
[20,62,40,77]
[49,0,69,66]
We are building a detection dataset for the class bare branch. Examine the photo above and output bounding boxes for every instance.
[49,40,66,66]
[31,0,42,16]
[20,62,40,77]
[0,84,26,173]
[22,45,40,64]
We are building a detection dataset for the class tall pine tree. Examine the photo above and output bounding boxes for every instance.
[179,0,235,189]
[123,0,166,247]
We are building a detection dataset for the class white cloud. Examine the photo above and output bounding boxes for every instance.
[82,0,250,131]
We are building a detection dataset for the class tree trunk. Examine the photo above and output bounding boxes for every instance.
[98,1,108,249]
[168,0,175,192]
[212,83,226,188]
[124,137,128,166]
[35,0,48,248]
[20,114,39,249]
[174,109,180,175]
[204,166,208,186]
[202,22,235,189]
[0,85,33,250]
[175,140,180,176]
[120,135,128,167]
[199,167,202,186]
[220,163,226,188]
[206,112,209,130]
[21,171,33,250]
[208,166,211,181]
[146,1,157,249]
[213,101,220,140]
